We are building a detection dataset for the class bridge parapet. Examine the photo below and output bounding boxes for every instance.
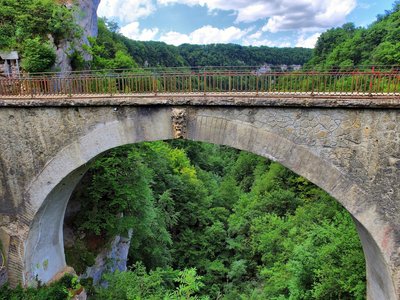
[0,67,399,98]
[0,78,399,299]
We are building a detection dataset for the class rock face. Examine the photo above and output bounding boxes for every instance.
[54,39,73,73]
[0,269,7,287]
[75,0,101,61]
[0,251,6,286]
[83,230,133,285]
[55,0,100,72]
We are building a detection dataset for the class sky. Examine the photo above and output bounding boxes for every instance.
[97,0,395,48]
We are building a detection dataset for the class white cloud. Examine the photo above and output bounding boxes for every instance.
[120,22,159,41]
[248,31,262,40]
[242,29,292,47]
[159,25,247,45]
[157,0,356,31]
[295,32,321,48]
[242,36,291,48]
[98,0,155,24]
[160,31,191,45]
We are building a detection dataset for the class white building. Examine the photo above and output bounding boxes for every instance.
[0,51,20,78]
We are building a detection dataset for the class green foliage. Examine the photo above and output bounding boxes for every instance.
[309,6,400,67]
[0,274,82,300]
[94,262,208,300]
[177,43,312,67]
[0,0,79,71]
[64,239,95,275]
[91,18,312,69]
[20,38,56,73]
[86,19,139,70]
[64,140,365,299]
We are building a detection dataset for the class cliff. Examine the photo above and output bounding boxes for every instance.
[55,0,101,72]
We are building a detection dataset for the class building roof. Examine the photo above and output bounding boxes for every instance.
[0,51,19,60]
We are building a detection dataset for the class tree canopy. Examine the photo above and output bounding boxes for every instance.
[308,1,400,68]
[61,140,366,300]
[87,18,312,70]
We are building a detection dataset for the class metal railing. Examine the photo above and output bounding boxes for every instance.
[1,67,399,98]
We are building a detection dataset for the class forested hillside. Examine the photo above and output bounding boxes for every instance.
[83,18,312,69]
[61,141,365,300]
[308,1,400,68]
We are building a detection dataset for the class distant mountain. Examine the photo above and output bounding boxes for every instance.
[89,18,312,69]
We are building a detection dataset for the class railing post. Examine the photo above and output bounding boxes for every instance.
[30,79,34,98]
[369,66,375,95]
[228,73,231,93]
[204,71,207,96]
[68,78,72,98]
[109,77,112,97]
[311,71,315,96]
[256,75,259,96]
[153,74,157,96]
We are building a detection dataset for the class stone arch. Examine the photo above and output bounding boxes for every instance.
[16,108,397,299]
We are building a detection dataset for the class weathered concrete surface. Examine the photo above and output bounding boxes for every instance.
[0,97,399,299]
[0,242,6,286]
[1,94,400,108]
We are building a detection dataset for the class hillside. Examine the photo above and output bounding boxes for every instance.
[84,18,313,70]
[308,1,400,68]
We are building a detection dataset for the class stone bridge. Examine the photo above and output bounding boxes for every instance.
[0,92,400,299]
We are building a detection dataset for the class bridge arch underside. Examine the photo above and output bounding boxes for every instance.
[15,106,398,300]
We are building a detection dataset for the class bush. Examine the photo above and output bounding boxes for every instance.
[0,274,82,300]
[21,38,56,73]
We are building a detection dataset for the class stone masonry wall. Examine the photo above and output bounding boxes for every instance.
[0,97,398,298]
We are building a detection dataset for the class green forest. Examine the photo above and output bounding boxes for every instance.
[97,18,312,68]
[0,141,366,300]
[79,18,312,70]
[308,1,400,68]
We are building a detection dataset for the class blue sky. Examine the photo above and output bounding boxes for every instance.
[97,0,395,48]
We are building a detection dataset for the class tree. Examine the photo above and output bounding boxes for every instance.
[21,38,56,73]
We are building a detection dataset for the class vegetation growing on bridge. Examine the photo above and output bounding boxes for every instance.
[60,141,365,299]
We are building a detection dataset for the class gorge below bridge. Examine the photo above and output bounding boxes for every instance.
[0,68,400,299]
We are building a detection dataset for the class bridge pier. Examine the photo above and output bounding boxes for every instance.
[0,98,399,299]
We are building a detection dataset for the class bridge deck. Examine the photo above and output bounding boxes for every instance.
[1,92,400,108]
[1,69,399,108]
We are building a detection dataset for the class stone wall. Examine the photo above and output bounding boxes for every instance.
[0,238,6,286]
[0,98,399,299]
[0,269,6,287]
